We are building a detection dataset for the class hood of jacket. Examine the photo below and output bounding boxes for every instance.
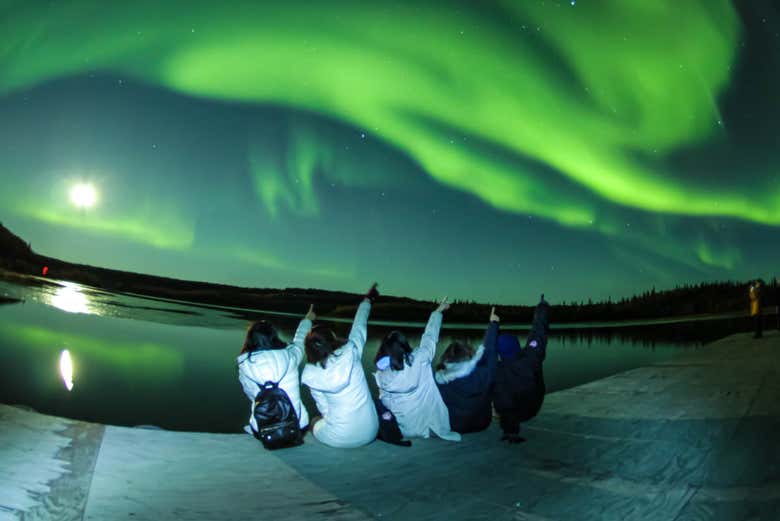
[301,343,356,393]
[374,354,420,394]
[434,344,485,385]
[237,348,297,384]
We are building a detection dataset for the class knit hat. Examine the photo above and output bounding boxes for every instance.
[497,334,521,360]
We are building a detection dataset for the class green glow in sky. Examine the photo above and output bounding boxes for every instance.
[2,0,766,226]
[0,0,777,302]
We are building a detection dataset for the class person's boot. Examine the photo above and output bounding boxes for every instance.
[500,427,526,444]
[501,433,526,444]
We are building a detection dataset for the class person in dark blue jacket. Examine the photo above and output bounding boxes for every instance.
[434,307,500,434]
[493,295,549,443]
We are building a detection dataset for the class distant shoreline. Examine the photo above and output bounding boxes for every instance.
[1,222,776,325]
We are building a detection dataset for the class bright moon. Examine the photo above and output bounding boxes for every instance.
[69,183,97,208]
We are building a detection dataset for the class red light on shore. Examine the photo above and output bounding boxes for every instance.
[42,266,49,276]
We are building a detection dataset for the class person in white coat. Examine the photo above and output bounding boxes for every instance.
[237,305,316,435]
[374,297,461,441]
[301,283,380,448]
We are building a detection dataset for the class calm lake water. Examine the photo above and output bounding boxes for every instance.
[0,274,751,433]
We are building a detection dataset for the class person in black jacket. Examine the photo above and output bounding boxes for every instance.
[493,295,549,443]
[775,278,779,331]
[434,307,500,434]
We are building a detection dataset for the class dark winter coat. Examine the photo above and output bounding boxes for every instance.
[434,321,499,434]
[493,299,549,435]
[493,339,546,435]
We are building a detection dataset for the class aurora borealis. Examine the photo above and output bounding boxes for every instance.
[0,0,778,303]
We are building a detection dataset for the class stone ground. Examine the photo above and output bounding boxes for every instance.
[1,330,778,521]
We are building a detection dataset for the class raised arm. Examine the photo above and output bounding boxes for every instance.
[290,319,312,363]
[530,296,550,341]
[348,283,379,356]
[418,297,449,363]
[418,311,443,363]
[481,307,500,378]
[348,299,372,356]
[289,305,316,364]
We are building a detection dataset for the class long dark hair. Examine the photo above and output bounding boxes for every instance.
[375,330,413,371]
[305,325,347,368]
[240,321,286,356]
[436,340,474,371]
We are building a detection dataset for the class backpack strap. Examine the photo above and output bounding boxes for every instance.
[244,362,291,393]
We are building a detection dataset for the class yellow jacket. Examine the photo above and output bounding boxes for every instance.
[749,285,761,316]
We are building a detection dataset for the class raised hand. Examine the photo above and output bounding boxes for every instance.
[436,296,450,313]
[490,306,500,323]
[365,282,380,302]
[305,304,316,321]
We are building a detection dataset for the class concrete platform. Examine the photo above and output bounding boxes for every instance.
[1,331,778,520]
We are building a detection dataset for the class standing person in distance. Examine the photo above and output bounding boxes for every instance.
[237,305,315,436]
[750,280,763,339]
[374,297,461,442]
[301,283,380,448]
[775,278,779,331]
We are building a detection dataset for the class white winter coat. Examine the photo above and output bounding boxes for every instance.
[237,318,311,432]
[301,300,379,448]
[374,311,461,441]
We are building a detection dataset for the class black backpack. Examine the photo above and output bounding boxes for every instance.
[375,399,411,447]
[252,380,303,450]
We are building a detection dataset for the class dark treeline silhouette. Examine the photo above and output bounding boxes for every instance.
[1,222,777,325]
[446,280,779,325]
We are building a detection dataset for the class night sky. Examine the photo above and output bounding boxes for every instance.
[1,1,778,304]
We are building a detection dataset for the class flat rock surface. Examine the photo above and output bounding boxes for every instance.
[1,331,778,520]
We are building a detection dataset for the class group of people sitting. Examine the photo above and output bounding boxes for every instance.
[237,283,549,448]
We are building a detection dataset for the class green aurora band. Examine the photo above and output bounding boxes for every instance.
[0,0,777,298]
[2,1,771,222]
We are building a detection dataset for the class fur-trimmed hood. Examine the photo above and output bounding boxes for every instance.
[435,322,499,434]
[434,344,485,385]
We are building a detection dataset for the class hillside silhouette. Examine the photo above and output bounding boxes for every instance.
[0,222,776,324]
